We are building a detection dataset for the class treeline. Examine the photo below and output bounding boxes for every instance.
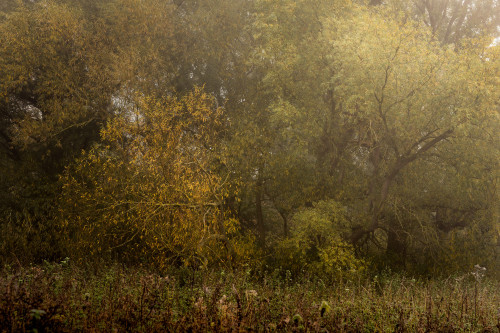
[0,0,498,278]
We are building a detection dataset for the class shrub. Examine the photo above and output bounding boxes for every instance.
[272,200,366,280]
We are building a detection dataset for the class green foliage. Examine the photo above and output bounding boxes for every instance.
[0,0,498,279]
[273,201,366,280]
[0,0,113,264]
[388,0,500,45]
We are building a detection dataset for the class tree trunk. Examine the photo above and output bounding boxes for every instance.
[278,210,288,238]
[255,173,266,247]
[386,226,407,268]
[351,127,454,245]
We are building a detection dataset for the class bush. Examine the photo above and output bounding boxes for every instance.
[272,200,366,281]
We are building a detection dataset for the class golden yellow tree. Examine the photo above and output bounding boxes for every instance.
[60,88,234,267]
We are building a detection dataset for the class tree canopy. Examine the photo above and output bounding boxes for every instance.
[0,0,498,277]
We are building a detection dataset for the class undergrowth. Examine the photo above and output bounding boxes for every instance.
[0,261,499,332]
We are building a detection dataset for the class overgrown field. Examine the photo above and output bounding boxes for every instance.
[1,262,498,332]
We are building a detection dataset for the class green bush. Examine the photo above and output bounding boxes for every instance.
[272,200,366,280]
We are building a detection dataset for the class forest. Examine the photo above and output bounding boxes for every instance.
[0,0,499,331]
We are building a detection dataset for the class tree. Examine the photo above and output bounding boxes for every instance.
[320,7,499,262]
[375,0,500,45]
[223,0,351,244]
[0,1,114,262]
[60,88,233,266]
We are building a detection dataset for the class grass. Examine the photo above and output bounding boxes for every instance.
[0,261,499,332]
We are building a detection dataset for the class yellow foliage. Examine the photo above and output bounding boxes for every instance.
[60,88,230,267]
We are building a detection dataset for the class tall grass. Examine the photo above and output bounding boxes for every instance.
[0,262,498,332]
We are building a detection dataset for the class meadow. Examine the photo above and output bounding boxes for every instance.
[1,261,498,332]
